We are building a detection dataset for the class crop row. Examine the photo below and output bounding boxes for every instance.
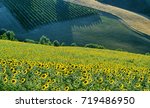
[3,0,99,29]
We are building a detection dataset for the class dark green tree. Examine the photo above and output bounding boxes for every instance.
[39,35,51,45]
[53,40,60,46]
[0,28,7,36]
[0,30,16,41]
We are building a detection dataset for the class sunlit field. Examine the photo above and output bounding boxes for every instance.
[0,40,150,91]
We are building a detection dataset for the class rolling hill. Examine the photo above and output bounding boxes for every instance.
[97,0,150,17]
[0,0,150,53]
[65,0,150,35]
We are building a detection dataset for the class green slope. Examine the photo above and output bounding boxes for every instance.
[0,40,150,67]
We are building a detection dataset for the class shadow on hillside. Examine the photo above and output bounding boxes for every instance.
[3,0,102,44]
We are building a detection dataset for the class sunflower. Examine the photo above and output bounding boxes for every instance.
[10,67,15,72]
[12,70,18,75]
[99,77,103,83]
[47,79,52,84]
[21,78,26,83]
[51,79,56,83]
[2,68,6,74]
[23,70,28,74]
[11,79,17,84]
[64,86,69,91]
[135,83,141,88]
[138,76,144,82]
[64,71,69,76]
[109,79,115,85]
[41,73,48,79]
[119,84,124,90]
[82,80,89,86]
[42,85,47,90]
[34,71,39,75]
[3,77,8,83]
[44,84,49,89]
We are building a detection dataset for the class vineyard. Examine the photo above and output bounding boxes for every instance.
[2,0,99,29]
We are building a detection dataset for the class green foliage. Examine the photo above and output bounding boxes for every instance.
[0,30,16,41]
[71,43,77,46]
[85,43,105,49]
[25,39,37,44]
[53,40,60,47]
[39,35,51,45]
[0,28,7,35]
[116,48,124,51]
[145,52,150,56]
[61,42,66,46]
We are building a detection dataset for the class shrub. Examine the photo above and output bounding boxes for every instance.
[25,39,37,44]
[53,40,60,46]
[116,48,124,51]
[39,35,51,45]
[85,43,105,49]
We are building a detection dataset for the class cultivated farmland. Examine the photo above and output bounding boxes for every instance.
[3,0,99,29]
[0,40,150,91]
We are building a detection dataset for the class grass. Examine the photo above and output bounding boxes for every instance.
[0,40,150,91]
[65,0,150,35]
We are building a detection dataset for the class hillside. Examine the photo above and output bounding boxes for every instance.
[2,0,99,30]
[65,0,150,35]
[0,0,150,54]
[0,40,150,90]
[97,0,150,17]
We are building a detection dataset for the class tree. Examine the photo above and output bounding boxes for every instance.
[0,30,16,41]
[6,31,16,40]
[39,35,51,45]
[0,28,7,36]
[53,40,60,46]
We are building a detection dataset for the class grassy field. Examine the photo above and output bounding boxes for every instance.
[0,40,150,91]
[65,0,150,35]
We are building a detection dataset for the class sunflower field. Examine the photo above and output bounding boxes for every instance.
[0,40,150,91]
